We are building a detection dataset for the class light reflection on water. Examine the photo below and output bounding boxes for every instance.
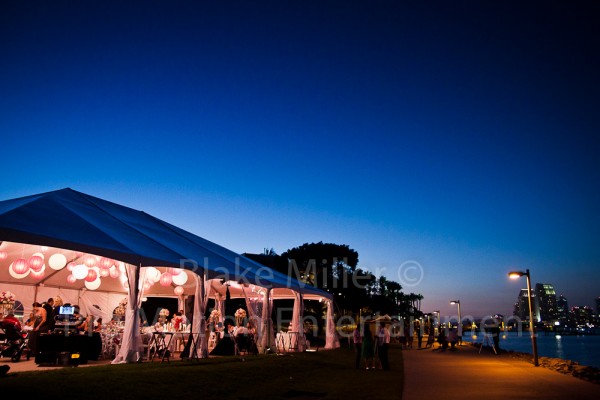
[463,331,600,368]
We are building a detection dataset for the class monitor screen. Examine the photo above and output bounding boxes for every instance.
[59,306,74,315]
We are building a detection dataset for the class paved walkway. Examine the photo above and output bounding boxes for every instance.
[402,344,599,399]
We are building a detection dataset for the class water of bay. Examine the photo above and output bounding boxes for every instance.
[464,331,600,368]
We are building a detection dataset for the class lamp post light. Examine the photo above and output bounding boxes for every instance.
[508,269,539,366]
[433,310,440,336]
[450,300,462,343]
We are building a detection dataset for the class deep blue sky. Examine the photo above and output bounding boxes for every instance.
[1,1,599,318]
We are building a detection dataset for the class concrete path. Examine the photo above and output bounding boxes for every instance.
[402,344,599,399]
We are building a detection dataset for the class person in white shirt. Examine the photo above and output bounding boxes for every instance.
[377,323,391,370]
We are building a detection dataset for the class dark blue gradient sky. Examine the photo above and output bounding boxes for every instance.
[1,1,599,318]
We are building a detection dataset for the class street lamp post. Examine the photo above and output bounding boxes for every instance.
[508,269,539,366]
[433,310,440,336]
[450,300,462,344]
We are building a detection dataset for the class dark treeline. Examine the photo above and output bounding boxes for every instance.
[243,242,424,321]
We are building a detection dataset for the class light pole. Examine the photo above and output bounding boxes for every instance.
[450,300,462,344]
[509,269,539,366]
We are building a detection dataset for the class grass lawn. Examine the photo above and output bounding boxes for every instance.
[1,344,404,399]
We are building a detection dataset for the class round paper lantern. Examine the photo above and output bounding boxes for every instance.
[72,264,89,280]
[109,266,120,278]
[84,255,97,268]
[49,253,68,270]
[85,268,98,282]
[28,255,44,272]
[159,272,172,287]
[9,261,30,279]
[13,258,30,274]
[30,265,45,280]
[172,271,188,286]
[168,267,181,276]
[146,267,161,282]
[174,286,184,296]
[0,251,8,260]
[143,281,152,291]
[85,278,101,290]
[100,268,110,278]
[66,274,77,284]
[99,257,113,269]
[40,246,49,253]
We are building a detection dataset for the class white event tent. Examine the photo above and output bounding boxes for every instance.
[0,188,339,363]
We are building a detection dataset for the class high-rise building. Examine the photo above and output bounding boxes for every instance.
[514,289,538,323]
[535,283,558,326]
[556,295,569,326]
[571,306,594,327]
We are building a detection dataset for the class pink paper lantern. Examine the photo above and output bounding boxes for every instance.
[100,257,113,269]
[85,269,98,282]
[67,274,77,284]
[13,258,29,274]
[30,268,45,280]
[84,255,97,267]
[168,267,181,276]
[174,286,184,296]
[28,255,44,272]
[0,251,8,261]
[109,267,120,279]
[159,272,173,287]
[66,262,76,271]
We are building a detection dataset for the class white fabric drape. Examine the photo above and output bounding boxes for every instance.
[325,299,340,349]
[191,271,210,358]
[290,292,305,351]
[259,288,274,353]
[216,294,225,324]
[242,286,262,345]
[112,264,145,363]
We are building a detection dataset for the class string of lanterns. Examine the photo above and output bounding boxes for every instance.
[2,244,188,296]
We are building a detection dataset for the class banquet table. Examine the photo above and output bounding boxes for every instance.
[276,331,303,353]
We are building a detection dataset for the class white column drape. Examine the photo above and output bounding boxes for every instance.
[216,294,225,324]
[290,292,305,351]
[112,264,145,363]
[242,286,262,343]
[259,288,274,353]
[191,271,210,358]
[325,299,340,349]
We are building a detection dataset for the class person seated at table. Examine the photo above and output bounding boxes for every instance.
[93,317,103,332]
[209,321,235,356]
[171,312,183,331]
[24,312,36,329]
[72,307,86,331]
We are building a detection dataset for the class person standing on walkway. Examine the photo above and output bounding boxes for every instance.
[352,324,363,369]
[361,323,375,370]
[377,322,391,370]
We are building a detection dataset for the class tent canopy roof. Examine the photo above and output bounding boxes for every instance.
[0,188,330,299]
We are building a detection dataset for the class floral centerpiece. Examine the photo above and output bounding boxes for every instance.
[0,291,15,304]
[0,290,16,314]
[113,297,127,320]
[209,309,221,324]
[158,308,170,325]
[234,308,247,326]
